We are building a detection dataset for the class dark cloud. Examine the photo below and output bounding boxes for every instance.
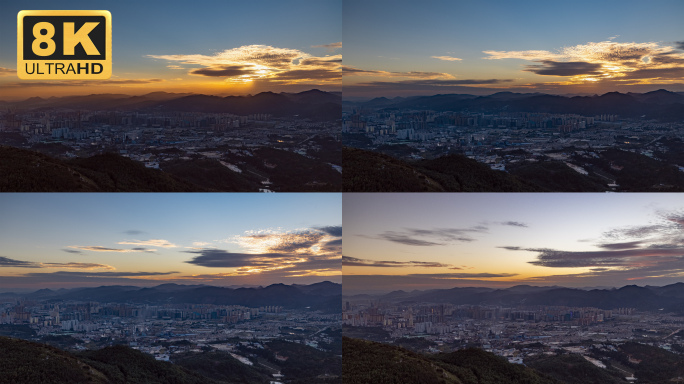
[316,226,342,237]
[61,249,83,254]
[122,230,147,236]
[320,239,342,253]
[365,226,486,247]
[503,247,684,268]
[0,257,113,270]
[88,246,123,252]
[648,52,684,66]
[300,57,342,67]
[621,66,684,80]
[189,65,256,77]
[342,256,451,268]
[597,241,644,250]
[0,256,40,268]
[676,41,684,51]
[501,221,528,228]
[185,249,293,268]
[524,61,603,76]
[498,246,523,251]
[377,233,444,246]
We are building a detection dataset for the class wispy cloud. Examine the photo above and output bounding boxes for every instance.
[343,66,454,79]
[358,225,489,247]
[117,239,178,248]
[311,42,342,52]
[500,210,684,273]
[0,67,17,76]
[500,221,529,228]
[343,256,451,268]
[362,223,526,247]
[432,56,462,61]
[0,256,114,270]
[67,246,155,253]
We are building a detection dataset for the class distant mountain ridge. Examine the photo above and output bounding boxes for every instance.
[12,281,342,312]
[2,89,341,121]
[346,283,684,314]
[349,89,684,121]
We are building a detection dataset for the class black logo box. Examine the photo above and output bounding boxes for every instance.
[22,15,106,60]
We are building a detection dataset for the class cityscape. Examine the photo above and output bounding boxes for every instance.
[0,193,342,383]
[342,193,684,383]
[1,90,342,192]
[342,0,684,192]
[343,92,684,191]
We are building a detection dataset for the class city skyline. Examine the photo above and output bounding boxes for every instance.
[343,0,684,98]
[343,193,684,293]
[0,193,341,290]
[0,0,341,100]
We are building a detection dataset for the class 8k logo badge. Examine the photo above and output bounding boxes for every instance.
[17,10,111,79]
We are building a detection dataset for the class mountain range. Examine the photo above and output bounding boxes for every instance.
[1,281,341,312]
[345,283,684,314]
[349,89,684,122]
[1,89,341,121]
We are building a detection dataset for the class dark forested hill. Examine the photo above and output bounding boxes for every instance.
[0,146,207,192]
[343,337,558,384]
[342,146,542,192]
[0,336,216,384]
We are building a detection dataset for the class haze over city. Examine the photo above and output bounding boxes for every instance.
[343,193,684,293]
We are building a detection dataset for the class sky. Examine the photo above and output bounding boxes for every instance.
[0,0,341,100]
[343,193,684,294]
[0,193,341,291]
[343,0,684,98]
